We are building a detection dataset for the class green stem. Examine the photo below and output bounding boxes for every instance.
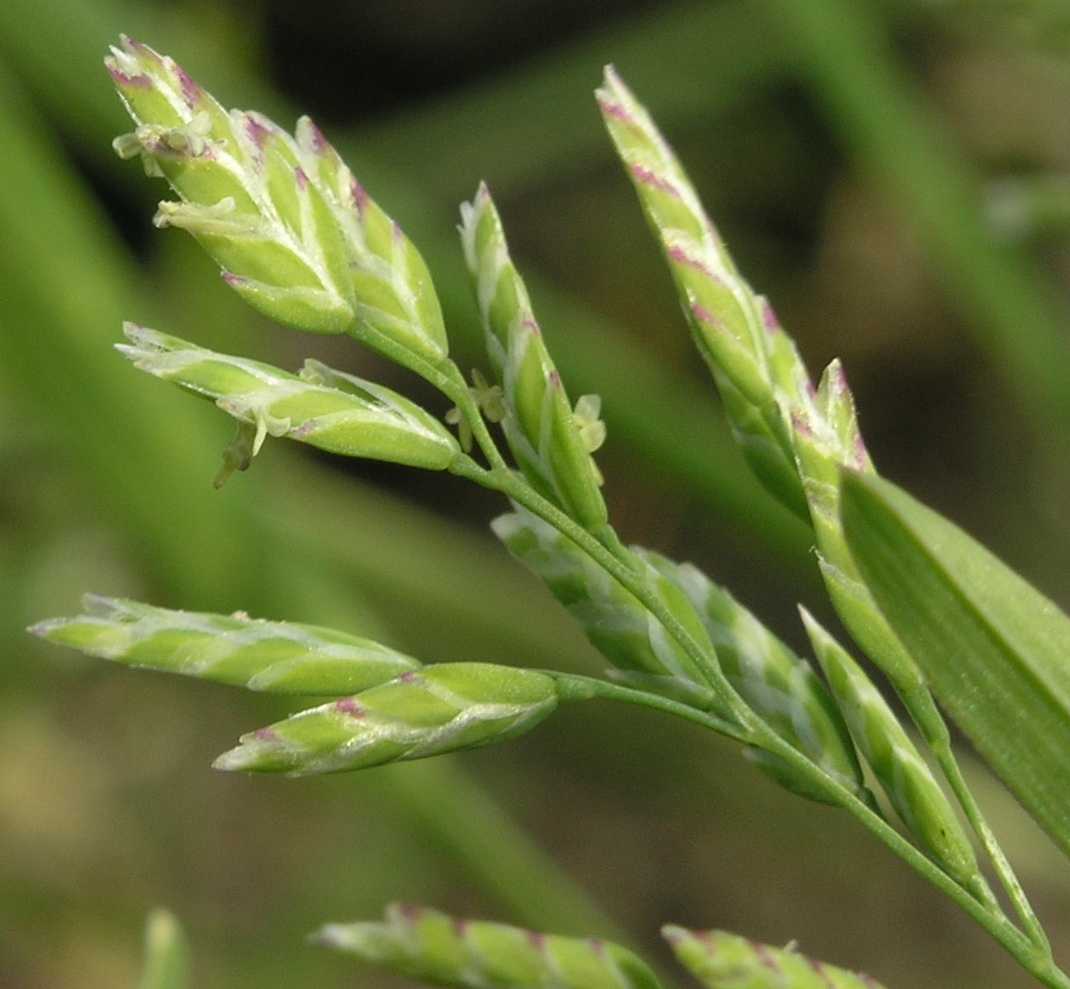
[345,319,510,474]
[867,597,1046,934]
[549,672,750,745]
[750,721,1069,989]
[557,672,1069,989]
[903,669,1048,946]
[935,738,1052,955]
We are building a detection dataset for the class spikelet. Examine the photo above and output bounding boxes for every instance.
[664,925,887,989]
[107,37,352,334]
[492,508,715,691]
[117,323,458,480]
[293,115,448,364]
[596,67,806,519]
[29,595,419,695]
[213,663,558,776]
[655,554,867,805]
[107,37,447,367]
[800,610,980,888]
[315,903,663,989]
[460,184,607,530]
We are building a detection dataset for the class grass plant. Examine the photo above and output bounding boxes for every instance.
[27,34,1070,989]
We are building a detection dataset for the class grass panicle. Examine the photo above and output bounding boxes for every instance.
[23,38,1070,989]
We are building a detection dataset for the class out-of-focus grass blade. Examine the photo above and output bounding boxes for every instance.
[355,0,795,202]
[841,471,1070,858]
[0,0,794,198]
[0,63,255,607]
[764,0,1070,434]
[138,909,188,989]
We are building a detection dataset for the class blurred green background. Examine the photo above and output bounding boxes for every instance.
[3,0,1070,986]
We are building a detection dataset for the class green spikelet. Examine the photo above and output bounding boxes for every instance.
[117,324,458,480]
[460,183,607,530]
[786,359,923,698]
[293,115,449,365]
[213,663,558,776]
[596,67,805,519]
[800,610,980,888]
[29,595,419,695]
[315,903,663,989]
[107,37,353,334]
[646,552,867,805]
[492,508,714,690]
[664,925,887,989]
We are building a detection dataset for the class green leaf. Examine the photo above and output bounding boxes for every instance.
[138,909,188,989]
[841,471,1070,858]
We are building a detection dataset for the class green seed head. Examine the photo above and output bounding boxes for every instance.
[460,184,607,530]
[107,38,448,367]
[213,663,558,776]
[596,67,807,519]
[29,595,420,695]
[117,324,459,474]
[315,903,663,989]
[107,37,354,334]
[801,609,980,887]
[664,925,887,989]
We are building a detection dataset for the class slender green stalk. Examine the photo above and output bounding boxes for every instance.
[941,753,1052,955]
[552,673,1069,989]
[750,723,1067,989]
[549,673,749,745]
[138,909,188,989]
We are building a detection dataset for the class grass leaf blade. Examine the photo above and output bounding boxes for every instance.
[841,471,1070,858]
[138,909,189,989]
